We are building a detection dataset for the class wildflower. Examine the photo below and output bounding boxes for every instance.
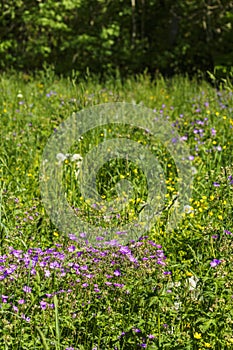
[23,286,32,293]
[133,328,141,333]
[12,305,18,312]
[211,128,216,136]
[188,276,199,291]
[71,154,83,162]
[225,230,233,236]
[1,295,8,303]
[40,301,47,310]
[44,270,51,277]
[21,314,30,322]
[114,269,121,276]
[184,205,194,214]
[148,334,155,339]
[69,233,78,241]
[210,259,221,267]
[204,343,211,348]
[119,246,131,255]
[213,182,220,187]
[194,332,202,339]
[56,153,67,165]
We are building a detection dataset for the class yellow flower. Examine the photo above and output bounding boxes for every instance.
[204,343,211,348]
[194,332,202,339]
[53,232,59,237]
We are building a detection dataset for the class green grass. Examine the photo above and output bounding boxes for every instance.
[0,70,233,349]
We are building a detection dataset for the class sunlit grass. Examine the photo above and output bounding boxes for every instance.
[0,70,232,349]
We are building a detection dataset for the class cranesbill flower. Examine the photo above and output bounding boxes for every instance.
[12,305,18,312]
[40,301,47,310]
[148,334,155,339]
[2,295,8,303]
[114,269,121,276]
[133,328,141,333]
[21,314,30,322]
[23,286,32,293]
[119,246,131,255]
[210,259,221,267]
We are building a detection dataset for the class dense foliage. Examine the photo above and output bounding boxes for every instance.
[0,0,232,76]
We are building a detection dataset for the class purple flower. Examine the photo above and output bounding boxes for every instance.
[18,299,25,304]
[113,283,124,288]
[68,245,76,252]
[114,269,121,277]
[139,344,147,348]
[40,301,47,310]
[211,128,216,136]
[23,286,32,293]
[45,270,51,277]
[21,314,30,322]
[119,246,131,255]
[211,235,219,239]
[133,328,141,333]
[68,233,78,241]
[148,334,155,339]
[105,282,112,286]
[2,295,8,303]
[12,305,18,312]
[213,182,220,187]
[224,230,233,236]
[163,271,172,275]
[210,259,221,267]
[80,232,87,238]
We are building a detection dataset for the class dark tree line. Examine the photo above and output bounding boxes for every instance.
[0,0,232,77]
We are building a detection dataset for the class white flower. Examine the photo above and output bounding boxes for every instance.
[191,166,198,175]
[183,205,194,214]
[188,276,198,291]
[17,92,23,98]
[174,301,182,310]
[56,153,67,165]
[71,154,83,162]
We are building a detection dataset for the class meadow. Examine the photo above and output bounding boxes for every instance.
[0,70,233,349]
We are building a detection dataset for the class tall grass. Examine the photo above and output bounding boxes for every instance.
[0,70,232,349]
